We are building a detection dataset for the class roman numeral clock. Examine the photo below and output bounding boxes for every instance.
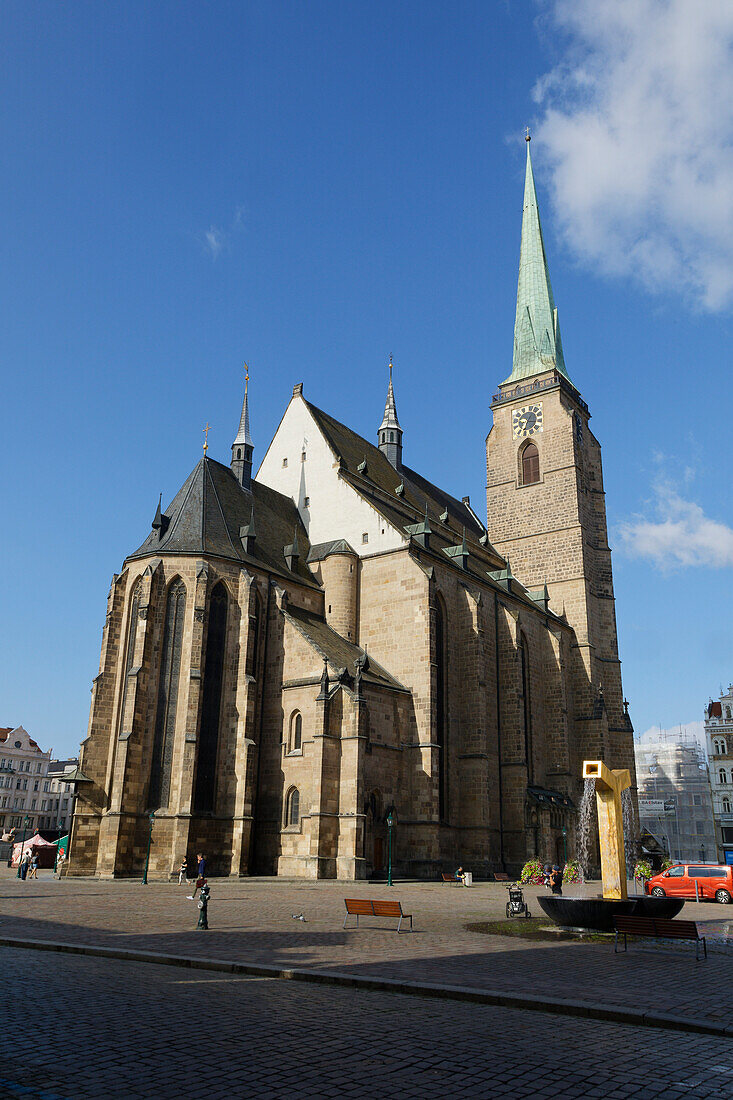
[512,403,543,439]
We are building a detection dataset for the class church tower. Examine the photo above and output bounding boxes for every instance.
[485,135,634,773]
[377,357,403,468]
[231,367,254,487]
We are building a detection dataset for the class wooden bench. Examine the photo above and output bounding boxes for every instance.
[441,872,462,885]
[343,898,413,933]
[614,915,707,961]
[494,872,510,882]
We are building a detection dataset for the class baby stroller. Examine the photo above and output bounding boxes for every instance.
[505,882,531,919]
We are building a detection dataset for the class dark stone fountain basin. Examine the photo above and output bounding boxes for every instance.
[537,894,684,932]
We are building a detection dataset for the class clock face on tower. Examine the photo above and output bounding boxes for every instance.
[512,403,543,439]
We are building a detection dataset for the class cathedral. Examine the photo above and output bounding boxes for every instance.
[71,139,636,880]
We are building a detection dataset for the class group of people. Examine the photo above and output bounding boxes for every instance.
[177,852,208,899]
[15,847,67,878]
[544,864,564,895]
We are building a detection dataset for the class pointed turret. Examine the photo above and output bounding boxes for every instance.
[231,366,254,488]
[378,356,403,468]
[505,134,571,386]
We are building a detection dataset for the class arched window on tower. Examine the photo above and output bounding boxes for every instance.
[720,769,728,785]
[194,582,228,814]
[285,786,300,827]
[434,597,448,822]
[149,577,186,809]
[521,441,540,485]
[289,711,302,753]
[723,796,731,814]
[519,634,534,783]
[117,579,142,739]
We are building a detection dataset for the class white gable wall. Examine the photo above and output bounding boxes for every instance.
[256,394,405,556]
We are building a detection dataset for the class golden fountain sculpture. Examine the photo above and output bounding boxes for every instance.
[582,760,631,900]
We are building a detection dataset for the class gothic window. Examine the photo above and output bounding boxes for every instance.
[149,578,186,809]
[521,441,540,485]
[118,579,142,740]
[720,769,728,784]
[194,582,228,814]
[519,634,533,783]
[286,787,300,827]
[390,431,395,442]
[435,597,448,821]
[246,593,262,678]
[237,448,242,459]
[289,711,302,753]
[723,797,731,814]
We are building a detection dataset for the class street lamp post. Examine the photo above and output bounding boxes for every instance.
[53,817,64,873]
[141,811,155,885]
[16,815,30,878]
[561,827,567,864]
[386,809,395,888]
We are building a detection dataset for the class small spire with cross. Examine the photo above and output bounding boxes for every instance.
[244,361,249,395]
[525,125,531,143]
[203,422,211,455]
[389,353,393,380]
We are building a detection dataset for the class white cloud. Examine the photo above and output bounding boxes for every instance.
[637,721,706,754]
[619,480,733,570]
[203,226,226,259]
[533,0,733,309]
[200,206,246,260]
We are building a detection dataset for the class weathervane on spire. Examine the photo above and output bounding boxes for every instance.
[525,126,531,143]
[389,353,393,380]
[244,361,249,394]
[203,422,211,455]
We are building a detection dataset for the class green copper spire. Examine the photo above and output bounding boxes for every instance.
[505,134,571,385]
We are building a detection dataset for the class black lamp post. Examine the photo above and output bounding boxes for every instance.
[16,815,31,878]
[386,807,395,887]
[142,811,155,885]
[561,827,568,864]
[700,843,706,862]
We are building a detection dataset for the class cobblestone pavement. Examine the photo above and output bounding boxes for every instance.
[1,947,732,1100]
[1,871,732,1030]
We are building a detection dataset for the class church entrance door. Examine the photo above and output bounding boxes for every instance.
[373,837,384,872]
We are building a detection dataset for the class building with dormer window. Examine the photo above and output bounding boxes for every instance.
[705,686,733,862]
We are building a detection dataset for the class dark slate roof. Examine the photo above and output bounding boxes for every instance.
[307,539,357,562]
[126,457,319,588]
[283,604,406,692]
[303,399,506,573]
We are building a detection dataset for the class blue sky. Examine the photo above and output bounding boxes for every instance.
[2,1,733,759]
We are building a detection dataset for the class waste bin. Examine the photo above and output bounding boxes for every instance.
[463,871,473,886]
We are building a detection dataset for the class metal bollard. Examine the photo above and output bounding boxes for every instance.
[197,883,210,930]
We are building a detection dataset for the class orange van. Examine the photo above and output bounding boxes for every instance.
[645,863,733,904]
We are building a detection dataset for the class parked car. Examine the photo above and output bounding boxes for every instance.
[645,863,733,903]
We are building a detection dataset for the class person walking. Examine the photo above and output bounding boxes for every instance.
[56,848,66,877]
[550,865,563,896]
[187,854,206,900]
[178,857,188,885]
[29,852,39,879]
[20,850,31,880]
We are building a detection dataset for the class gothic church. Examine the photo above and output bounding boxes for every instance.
[71,140,636,879]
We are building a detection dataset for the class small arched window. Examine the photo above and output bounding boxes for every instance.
[723,797,731,814]
[290,711,302,752]
[390,431,394,442]
[521,442,540,485]
[720,769,728,785]
[237,448,242,459]
[286,787,300,826]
